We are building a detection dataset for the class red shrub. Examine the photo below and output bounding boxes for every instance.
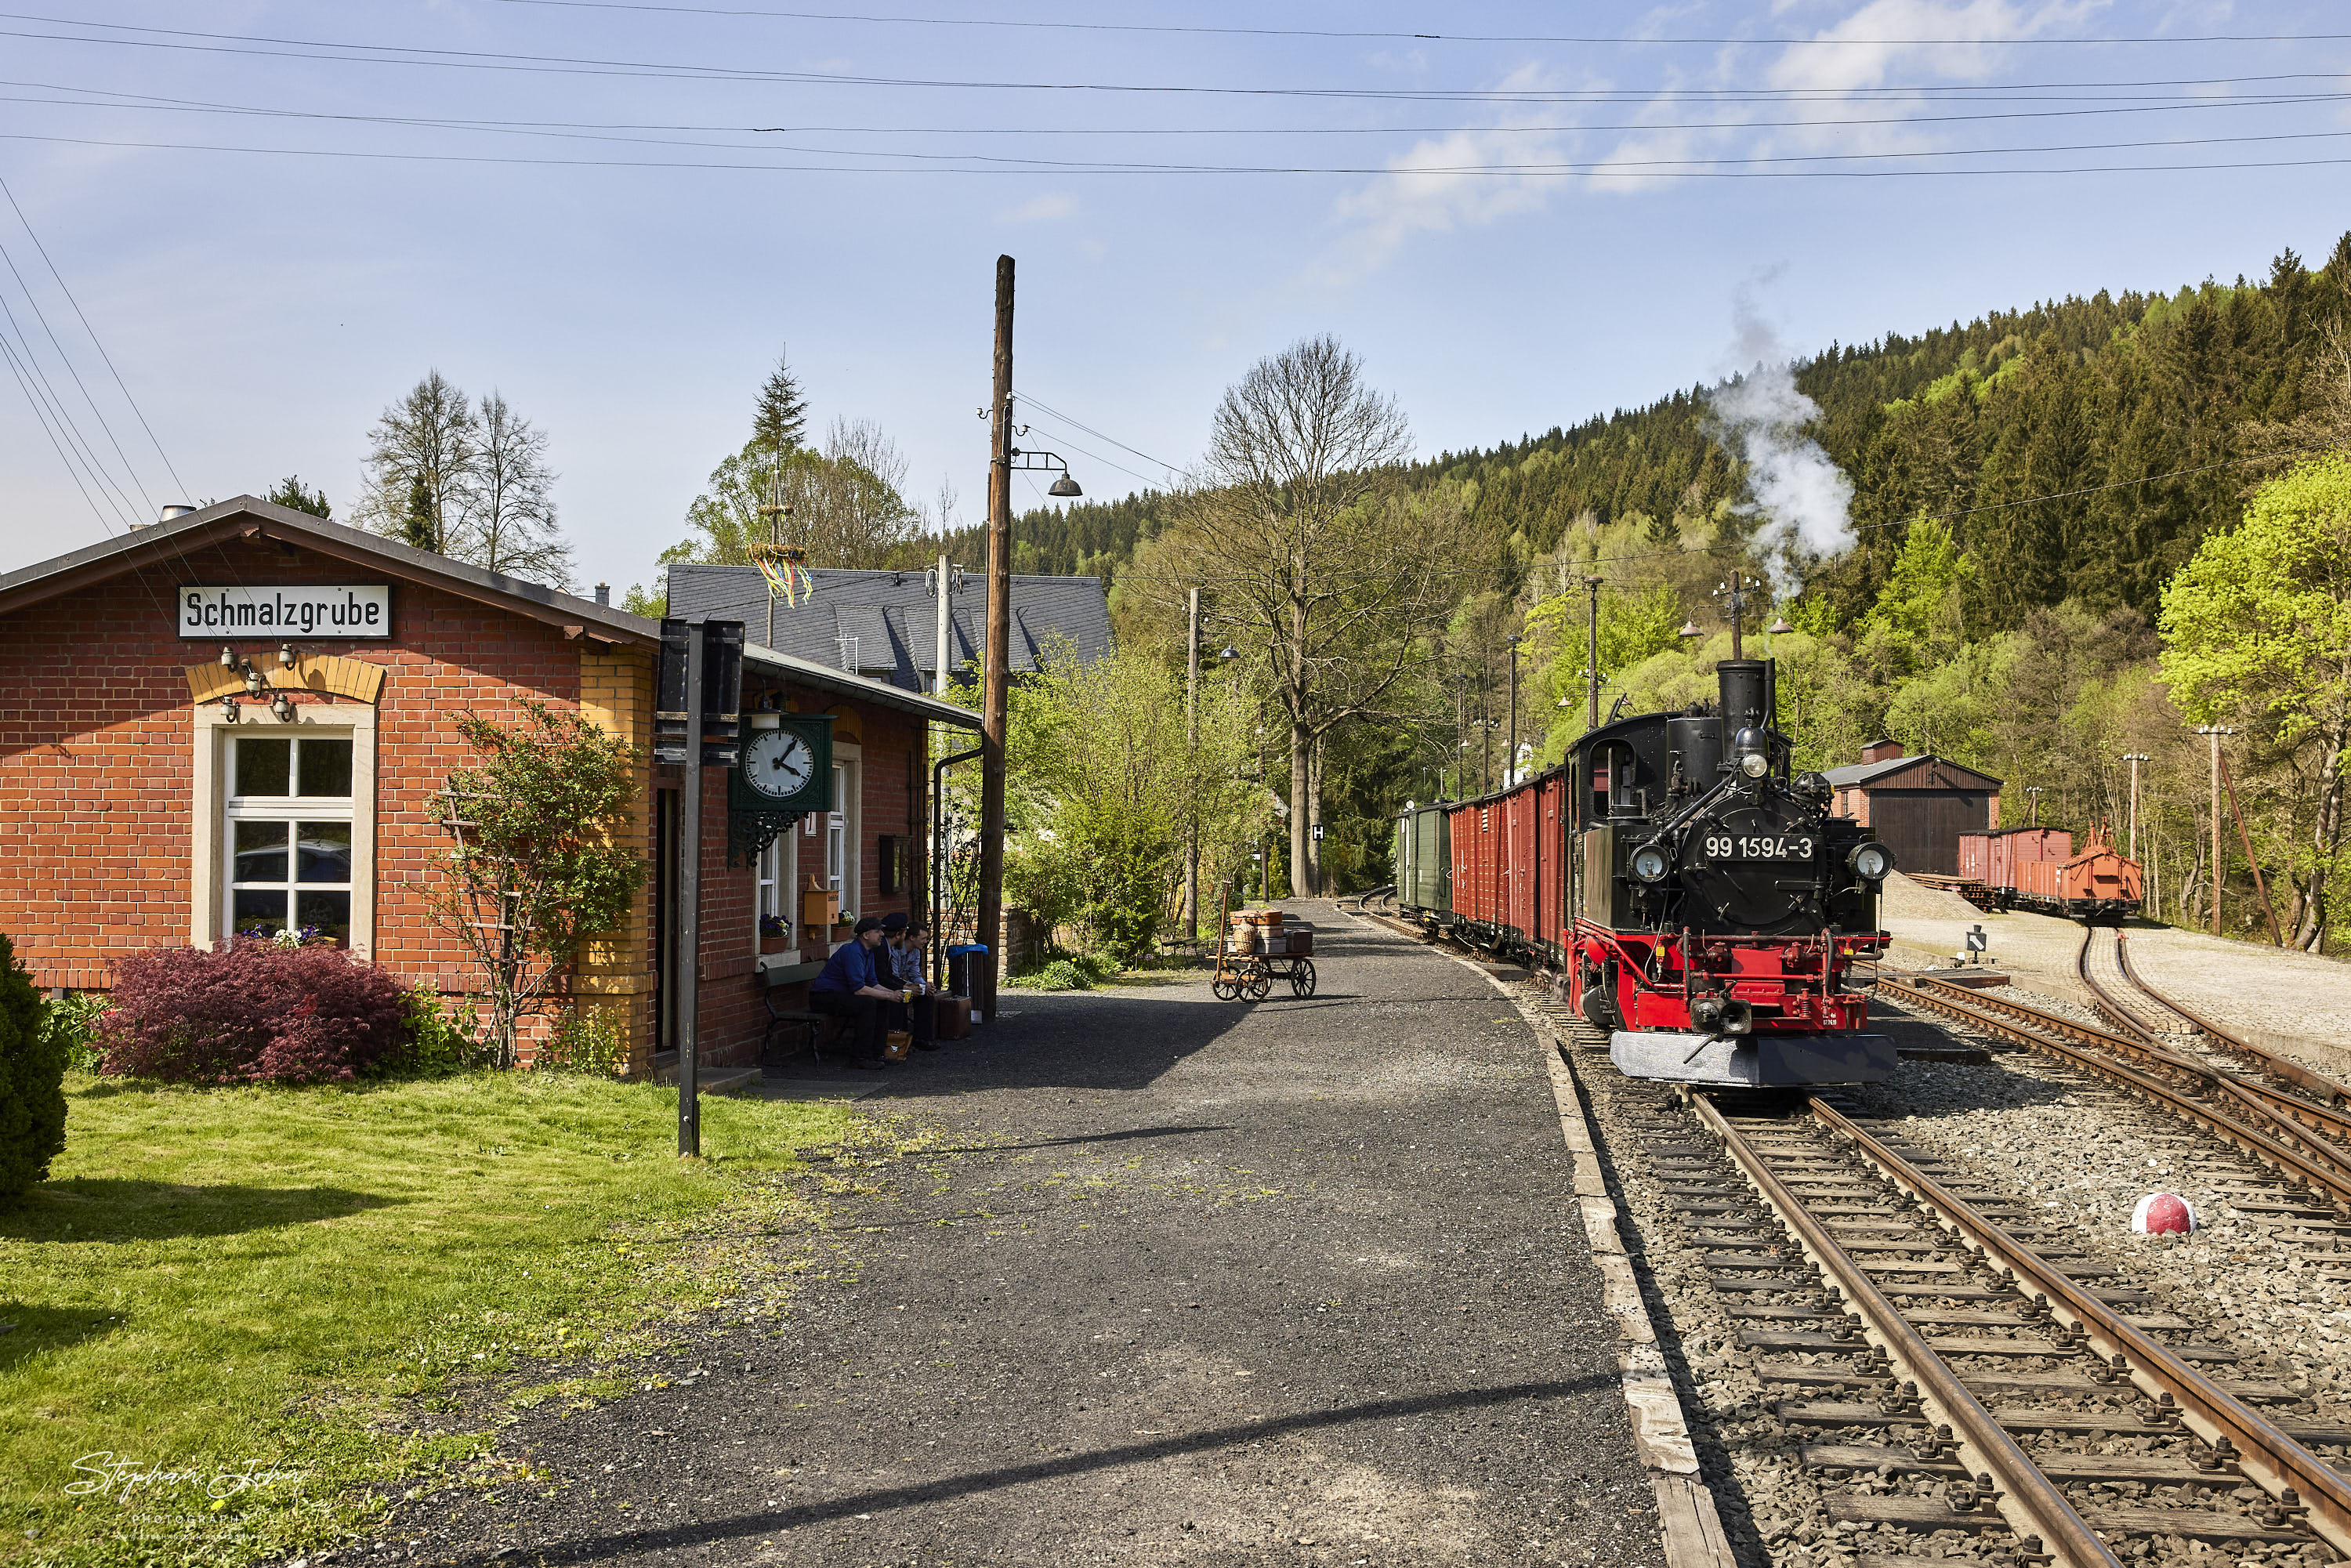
[98,942,410,1085]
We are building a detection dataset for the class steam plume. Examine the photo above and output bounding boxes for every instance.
[1703,285,1855,593]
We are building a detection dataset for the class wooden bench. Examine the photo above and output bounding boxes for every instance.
[760,959,849,1063]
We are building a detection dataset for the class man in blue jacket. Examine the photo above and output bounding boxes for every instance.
[810,915,901,1070]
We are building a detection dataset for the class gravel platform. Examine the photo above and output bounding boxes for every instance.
[353,906,1663,1568]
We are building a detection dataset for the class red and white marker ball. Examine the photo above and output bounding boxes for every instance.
[2132,1192,2197,1235]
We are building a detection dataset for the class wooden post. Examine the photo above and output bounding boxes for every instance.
[2216,746,2284,946]
[1582,574,1603,731]
[1185,585,1200,940]
[977,255,1014,1019]
[2201,726,2231,936]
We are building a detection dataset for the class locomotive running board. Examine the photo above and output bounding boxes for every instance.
[1609,1031,1898,1088]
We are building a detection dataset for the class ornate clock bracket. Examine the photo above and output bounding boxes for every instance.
[727,807,805,869]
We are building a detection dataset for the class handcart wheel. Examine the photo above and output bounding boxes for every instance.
[1288,958,1317,999]
[1212,976,1241,1001]
[1245,969,1272,1001]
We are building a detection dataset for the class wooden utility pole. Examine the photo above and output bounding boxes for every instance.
[1505,634,1520,787]
[2200,725,2233,936]
[978,255,1014,1020]
[2121,752,2150,861]
[1185,585,1201,940]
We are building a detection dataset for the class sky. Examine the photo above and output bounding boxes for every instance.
[6,0,2351,596]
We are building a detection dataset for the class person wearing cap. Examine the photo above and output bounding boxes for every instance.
[809,915,900,1070]
[882,913,938,1051]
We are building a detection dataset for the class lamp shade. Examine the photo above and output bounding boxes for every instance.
[1047,473,1083,498]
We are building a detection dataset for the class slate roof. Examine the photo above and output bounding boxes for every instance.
[0,497,979,730]
[667,564,1113,693]
[1824,754,2004,791]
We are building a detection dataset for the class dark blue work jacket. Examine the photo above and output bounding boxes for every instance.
[811,938,880,995]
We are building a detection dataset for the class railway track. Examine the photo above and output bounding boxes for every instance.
[1646,1085,2351,1565]
[1373,907,2351,1563]
[1882,955,2351,1215]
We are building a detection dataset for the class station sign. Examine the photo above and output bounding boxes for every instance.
[178,585,392,638]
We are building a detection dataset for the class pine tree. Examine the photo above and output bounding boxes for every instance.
[265,475,331,518]
[402,475,438,553]
[753,353,809,454]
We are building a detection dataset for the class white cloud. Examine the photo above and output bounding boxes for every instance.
[1765,0,2103,93]
[1318,63,1570,280]
[999,192,1079,224]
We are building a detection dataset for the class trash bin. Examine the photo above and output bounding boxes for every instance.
[947,943,989,1006]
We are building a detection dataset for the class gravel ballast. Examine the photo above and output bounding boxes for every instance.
[342,908,1663,1568]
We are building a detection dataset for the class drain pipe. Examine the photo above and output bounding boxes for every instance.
[932,743,984,990]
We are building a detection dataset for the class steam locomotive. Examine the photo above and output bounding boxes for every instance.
[1395,659,1898,1088]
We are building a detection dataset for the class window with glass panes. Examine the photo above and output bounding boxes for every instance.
[225,733,355,945]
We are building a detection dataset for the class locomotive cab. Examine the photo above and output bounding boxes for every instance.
[1572,658,1897,1088]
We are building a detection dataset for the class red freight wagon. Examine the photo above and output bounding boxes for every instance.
[1953,824,2140,919]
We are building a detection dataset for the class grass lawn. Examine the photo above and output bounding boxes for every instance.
[0,1070,864,1566]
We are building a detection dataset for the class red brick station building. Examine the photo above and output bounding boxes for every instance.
[0,497,978,1075]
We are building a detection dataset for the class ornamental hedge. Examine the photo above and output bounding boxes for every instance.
[97,941,410,1085]
[0,932,68,1203]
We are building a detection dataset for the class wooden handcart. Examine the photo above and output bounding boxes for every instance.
[1210,893,1317,1001]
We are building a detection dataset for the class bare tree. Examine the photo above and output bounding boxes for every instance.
[357,371,478,553]
[1156,336,1466,896]
[459,391,572,588]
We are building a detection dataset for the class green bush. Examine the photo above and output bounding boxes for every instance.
[0,932,67,1203]
[389,990,496,1077]
[538,1006,627,1077]
[39,990,110,1073]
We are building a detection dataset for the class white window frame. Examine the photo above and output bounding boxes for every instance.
[830,745,861,918]
[191,704,378,958]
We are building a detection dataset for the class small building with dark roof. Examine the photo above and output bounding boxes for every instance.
[0,498,980,1078]
[667,563,1112,693]
[1824,739,2004,877]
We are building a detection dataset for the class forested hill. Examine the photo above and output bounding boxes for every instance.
[1426,229,2351,628]
[988,230,2351,628]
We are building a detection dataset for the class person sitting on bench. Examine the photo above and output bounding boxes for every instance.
[810,915,900,1070]
[881,913,937,1050]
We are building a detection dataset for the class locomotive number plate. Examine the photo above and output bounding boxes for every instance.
[1701,833,1816,860]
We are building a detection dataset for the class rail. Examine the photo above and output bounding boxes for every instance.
[1688,1094,2114,1565]
[2110,929,2350,1110]
[1891,965,2351,1210]
[1809,1097,2351,1560]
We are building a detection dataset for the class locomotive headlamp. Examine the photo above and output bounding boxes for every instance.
[1733,726,1769,778]
[1739,751,1770,779]
[1848,841,1893,881]
[1630,844,1671,883]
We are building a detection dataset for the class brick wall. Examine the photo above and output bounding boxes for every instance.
[0,531,957,1079]
[0,535,589,1005]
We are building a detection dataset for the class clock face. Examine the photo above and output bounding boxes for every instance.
[743,729,816,799]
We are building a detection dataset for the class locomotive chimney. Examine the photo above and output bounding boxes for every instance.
[1717,659,1768,735]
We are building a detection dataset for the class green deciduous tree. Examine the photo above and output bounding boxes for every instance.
[994,644,1263,961]
[426,701,647,1066]
[2161,455,2351,948]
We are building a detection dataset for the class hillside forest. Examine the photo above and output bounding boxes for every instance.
[1015,234,2351,954]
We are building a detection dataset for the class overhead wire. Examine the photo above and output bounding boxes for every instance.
[0,172,187,501]
[476,2,2351,49]
[21,126,2351,179]
[0,200,156,520]
[11,16,2351,100]
[0,275,143,530]
[16,74,2350,139]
